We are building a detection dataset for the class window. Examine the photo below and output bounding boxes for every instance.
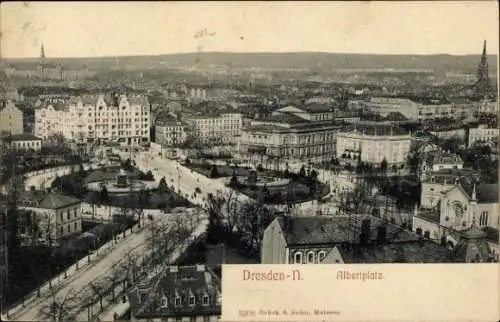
[189,296,195,306]
[189,317,196,322]
[318,251,326,263]
[293,252,302,264]
[74,222,78,230]
[161,296,168,308]
[175,317,182,322]
[175,297,181,306]
[307,251,315,264]
[479,212,489,226]
[60,227,63,234]
[203,317,210,322]
[67,211,71,220]
[203,295,209,306]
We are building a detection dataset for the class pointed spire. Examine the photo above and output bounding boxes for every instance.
[40,44,45,59]
[482,40,487,58]
[471,184,477,201]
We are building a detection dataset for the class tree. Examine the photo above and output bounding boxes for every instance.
[337,181,370,214]
[99,185,110,205]
[229,173,239,188]
[380,158,388,173]
[158,177,168,193]
[105,262,126,303]
[309,169,319,180]
[38,288,79,322]
[237,200,275,256]
[88,281,106,312]
[209,165,219,178]
[206,192,226,244]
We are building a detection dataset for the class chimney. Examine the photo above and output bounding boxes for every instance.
[359,218,371,245]
[376,225,387,244]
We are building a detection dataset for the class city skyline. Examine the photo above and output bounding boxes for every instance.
[1,1,499,59]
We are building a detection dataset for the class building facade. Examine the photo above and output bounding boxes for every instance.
[35,93,150,146]
[239,105,344,164]
[155,120,187,147]
[468,125,499,147]
[336,123,411,166]
[0,101,24,135]
[413,184,499,260]
[18,191,82,244]
[420,168,481,209]
[418,150,464,181]
[185,113,242,145]
[1,134,42,151]
[362,96,470,120]
[128,265,221,322]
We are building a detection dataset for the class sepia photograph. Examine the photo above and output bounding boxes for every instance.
[0,1,498,321]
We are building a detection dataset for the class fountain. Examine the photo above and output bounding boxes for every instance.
[115,168,130,188]
[85,168,153,196]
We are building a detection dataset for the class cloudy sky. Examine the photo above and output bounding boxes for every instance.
[1,1,498,58]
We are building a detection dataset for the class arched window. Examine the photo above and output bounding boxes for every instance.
[318,251,326,263]
[479,212,489,226]
[416,228,422,235]
[424,231,430,239]
[307,251,315,264]
[294,252,302,264]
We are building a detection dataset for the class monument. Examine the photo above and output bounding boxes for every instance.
[116,168,130,188]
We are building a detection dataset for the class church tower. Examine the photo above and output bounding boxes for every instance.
[39,44,46,81]
[475,40,490,95]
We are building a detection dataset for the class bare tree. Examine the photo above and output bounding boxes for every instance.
[105,262,126,303]
[88,280,107,312]
[237,200,276,255]
[337,180,370,215]
[38,287,79,322]
[124,252,141,285]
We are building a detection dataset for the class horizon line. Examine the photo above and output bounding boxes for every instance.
[2,50,498,60]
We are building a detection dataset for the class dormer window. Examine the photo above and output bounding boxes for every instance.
[307,251,315,264]
[189,296,195,306]
[318,251,326,263]
[202,295,209,306]
[161,296,168,308]
[294,252,302,264]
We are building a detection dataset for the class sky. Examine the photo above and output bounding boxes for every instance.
[1,1,498,58]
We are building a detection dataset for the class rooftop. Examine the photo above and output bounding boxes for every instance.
[2,134,42,142]
[339,240,452,263]
[277,215,418,247]
[20,191,81,209]
[129,265,221,319]
[340,123,409,136]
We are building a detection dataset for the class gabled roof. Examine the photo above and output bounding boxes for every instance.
[277,215,418,247]
[20,191,81,209]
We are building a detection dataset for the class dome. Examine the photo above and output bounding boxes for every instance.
[453,224,492,263]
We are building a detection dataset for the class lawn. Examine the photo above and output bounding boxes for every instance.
[51,164,192,210]
[185,162,330,204]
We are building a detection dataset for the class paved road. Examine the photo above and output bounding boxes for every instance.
[10,212,203,322]
[133,152,252,206]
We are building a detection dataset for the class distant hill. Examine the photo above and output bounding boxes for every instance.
[2,52,497,75]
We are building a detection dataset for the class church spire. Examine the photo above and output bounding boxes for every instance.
[476,40,489,95]
[40,44,46,59]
